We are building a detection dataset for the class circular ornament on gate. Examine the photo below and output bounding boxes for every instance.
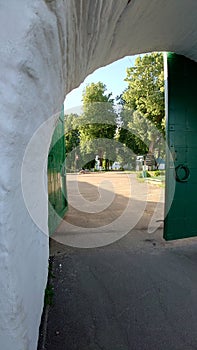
[175,164,190,182]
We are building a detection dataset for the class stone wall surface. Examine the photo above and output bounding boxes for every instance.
[1,0,197,349]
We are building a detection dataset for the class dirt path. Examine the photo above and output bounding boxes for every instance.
[51,172,164,253]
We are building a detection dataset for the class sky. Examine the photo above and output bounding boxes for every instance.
[64,55,137,114]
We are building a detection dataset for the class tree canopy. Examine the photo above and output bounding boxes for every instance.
[116,52,165,160]
[76,82,117,169]
[64,113,80,153]
[122,52,165,133]
[64,113,80,170]
[82,81,113,107]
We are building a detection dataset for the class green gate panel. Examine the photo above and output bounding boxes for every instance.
[164,53,197,240]
[48,106,67,235]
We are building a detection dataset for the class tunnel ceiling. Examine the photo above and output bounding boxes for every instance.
[64,0,197,92]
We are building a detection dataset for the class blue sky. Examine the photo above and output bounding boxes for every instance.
[64,55,137,114]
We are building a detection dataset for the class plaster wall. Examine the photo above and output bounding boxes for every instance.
[1,0,197,349]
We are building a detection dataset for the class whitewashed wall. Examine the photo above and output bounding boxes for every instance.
[1,0,197,349]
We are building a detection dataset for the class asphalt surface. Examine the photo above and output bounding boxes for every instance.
[38,173,197,350]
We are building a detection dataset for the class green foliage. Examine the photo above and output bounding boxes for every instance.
[116,53,165,159]
[83,159,95,170]
[82,81,113,107]
[64,113,80,153]
[116,107,163,157]
[154,170,165,176]
[76,82,117,168]
[122,52,165,134]
[117,109,148,155]
[44,259,55,306]
[64,113,80,171]
[137,171,151,178]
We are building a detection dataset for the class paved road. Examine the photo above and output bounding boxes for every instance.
[38,173,197,350]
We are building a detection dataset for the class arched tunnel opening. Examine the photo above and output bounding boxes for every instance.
[48,52,166,253]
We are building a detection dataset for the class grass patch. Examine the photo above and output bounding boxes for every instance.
[136,170,165,186]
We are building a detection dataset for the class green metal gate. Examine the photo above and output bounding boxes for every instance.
[48,107,67,235]
[164,53,197,240]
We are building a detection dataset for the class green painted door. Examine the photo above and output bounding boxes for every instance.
[48,107,67,235]
[164,53,197,240]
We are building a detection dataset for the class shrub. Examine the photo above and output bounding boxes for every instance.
[137,171,151,178]
[154,170,165,177]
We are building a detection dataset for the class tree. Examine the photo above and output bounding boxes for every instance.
[82,81,113,106]
[64,113,80,153]
[122,53,165,134]
[64,113,80,171]
[119,53,165,163]
[76,82,117,169]
[116,107,148,155]
[128,110,165,156]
